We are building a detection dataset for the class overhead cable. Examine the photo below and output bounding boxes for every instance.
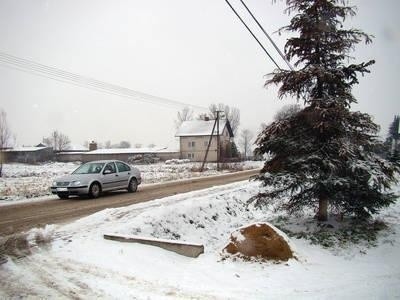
[224,0,282,70]
[0,51,208,111]
[239,0,294,70]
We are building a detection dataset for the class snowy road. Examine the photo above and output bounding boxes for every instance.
[0,169,259,236]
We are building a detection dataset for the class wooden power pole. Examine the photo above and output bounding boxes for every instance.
[200,110,224,172]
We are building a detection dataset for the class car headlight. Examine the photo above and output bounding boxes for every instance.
[72,181,81,186]
[52,181,57,187]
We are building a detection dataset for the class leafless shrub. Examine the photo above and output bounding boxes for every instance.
[0,227,55,262]
[219,163,244,171]
[0,234,31,260]
[190,166,203,172]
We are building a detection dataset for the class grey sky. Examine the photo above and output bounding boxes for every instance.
[0,0,399,148]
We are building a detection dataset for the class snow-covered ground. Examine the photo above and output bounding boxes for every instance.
[1,180,399,299]
[0,161,262,205]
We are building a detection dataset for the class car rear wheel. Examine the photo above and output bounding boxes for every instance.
[127,178,138,193]
[89,182,101,198]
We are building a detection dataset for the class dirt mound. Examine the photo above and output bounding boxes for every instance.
[223,223,293,261]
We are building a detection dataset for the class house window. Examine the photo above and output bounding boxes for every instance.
[188,153,194,159]
[188,141,195,148]
[204,141,209,147]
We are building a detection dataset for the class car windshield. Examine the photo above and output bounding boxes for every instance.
[73,162,105,174]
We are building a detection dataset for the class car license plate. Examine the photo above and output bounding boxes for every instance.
[57,188,68,192]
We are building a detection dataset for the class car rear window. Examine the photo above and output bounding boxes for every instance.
[116,162,131,172]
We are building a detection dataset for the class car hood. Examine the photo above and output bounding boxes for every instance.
[54,174,100,183]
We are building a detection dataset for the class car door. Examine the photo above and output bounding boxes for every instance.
[115,161,131,188]
[102,162,119,190]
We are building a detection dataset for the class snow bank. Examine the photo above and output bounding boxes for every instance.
[0,162,79,203]
[105,181,266,253]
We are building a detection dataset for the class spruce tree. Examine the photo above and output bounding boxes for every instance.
[254,0,399,221]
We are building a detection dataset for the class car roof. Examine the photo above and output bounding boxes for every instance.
[84,160,127,164]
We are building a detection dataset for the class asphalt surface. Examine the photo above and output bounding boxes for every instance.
[0,169,259,236]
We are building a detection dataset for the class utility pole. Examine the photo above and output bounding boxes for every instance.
[216,110,223,171]
[200,110,224,172]
[200,118,217,172]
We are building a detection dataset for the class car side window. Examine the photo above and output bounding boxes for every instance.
[116,162,131,173]
[104,162,116,174]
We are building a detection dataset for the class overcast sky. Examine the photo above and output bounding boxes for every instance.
[0,0,399,148]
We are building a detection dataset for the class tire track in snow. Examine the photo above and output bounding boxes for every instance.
[1,252,219,299]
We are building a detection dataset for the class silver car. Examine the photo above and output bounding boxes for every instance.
[51,160,141,199]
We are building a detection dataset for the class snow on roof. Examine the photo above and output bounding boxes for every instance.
[164,140,180,152]
[65,144,89,151]
[4,146,49,152]
[175,120,231,137]
[87,147,177,155]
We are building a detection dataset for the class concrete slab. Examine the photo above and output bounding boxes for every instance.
[104,234,204,258]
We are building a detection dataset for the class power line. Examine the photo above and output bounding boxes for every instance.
[239,0,294,71]
[0,52,208,110]
[224,0,282,70]
[0,51,208,111]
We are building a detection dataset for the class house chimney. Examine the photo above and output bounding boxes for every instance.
[89,141,98,151]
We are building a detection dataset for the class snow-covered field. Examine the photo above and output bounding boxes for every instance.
[0,161,262,204]
[1,180,399,299]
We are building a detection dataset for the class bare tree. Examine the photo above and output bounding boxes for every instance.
[239,129,254,160]
[42,130,70,152]
[134,143,142,148]
[196,113,209,121]
[208,103,240,135]
[175,107,194,129]
[0,109,12,177]
[274,104,301,121]
[119,141,131,148]
[57,132,70,151]
[104,140,112,149]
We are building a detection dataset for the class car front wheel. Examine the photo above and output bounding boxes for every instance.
[127,178,138,193]
[89,182,101,198]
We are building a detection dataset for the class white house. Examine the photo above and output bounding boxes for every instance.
[176,119,234,162]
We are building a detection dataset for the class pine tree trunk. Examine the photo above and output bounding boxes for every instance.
[318,197,328,221]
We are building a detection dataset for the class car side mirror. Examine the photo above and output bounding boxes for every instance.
[103,169,112,175]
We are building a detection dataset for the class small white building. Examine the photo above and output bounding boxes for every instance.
[176,119,234,162]
[3,146,54,163]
